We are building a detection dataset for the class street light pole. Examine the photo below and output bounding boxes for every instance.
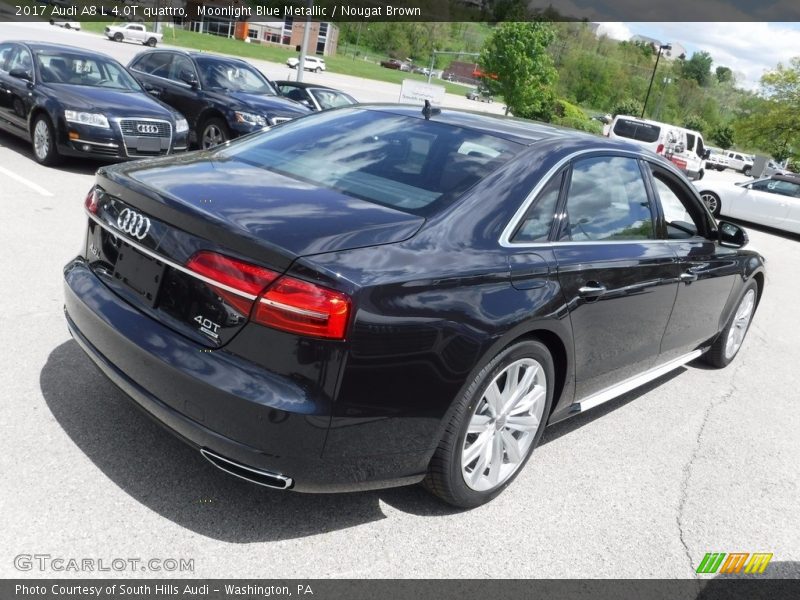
[642,43,671,119]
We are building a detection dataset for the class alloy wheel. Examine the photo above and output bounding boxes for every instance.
[725,289,755,360]
[701,193,718,215]
[461,358,546,492]
[202,125,226,149]
[33,119,50,161]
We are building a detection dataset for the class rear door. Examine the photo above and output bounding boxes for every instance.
[0,43,34,135]
[646,163,739,360]
[553,153,680,400]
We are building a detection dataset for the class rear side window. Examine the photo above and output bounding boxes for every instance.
[512,172,562,243]
[219,109,522,216]
[559,156,654,241]
[612,119,660,143]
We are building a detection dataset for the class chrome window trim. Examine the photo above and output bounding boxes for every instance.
[499,148,687,249]
[86,210,258,301]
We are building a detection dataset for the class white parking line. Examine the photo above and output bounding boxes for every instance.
[0,165,54,197]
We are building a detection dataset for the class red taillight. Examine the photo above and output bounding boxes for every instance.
[656,143,665,155]
[85,187,99,214]
[254,276,351,340]
[186,251,279,315]
[186,251,351,339]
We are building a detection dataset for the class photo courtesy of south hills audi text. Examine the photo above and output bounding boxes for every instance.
[14,584,316,597]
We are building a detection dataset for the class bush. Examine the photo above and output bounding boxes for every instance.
[683,114,708,134]
[555,116,603,134]
[612,98,643,117]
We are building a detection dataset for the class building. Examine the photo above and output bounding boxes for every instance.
[239,19,339,56]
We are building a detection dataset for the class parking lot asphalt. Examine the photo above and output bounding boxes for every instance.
[0,24,798,580]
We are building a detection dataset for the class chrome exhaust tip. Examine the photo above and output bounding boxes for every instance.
[200,449,293,490]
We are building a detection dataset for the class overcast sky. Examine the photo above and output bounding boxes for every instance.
[596,22,800,91]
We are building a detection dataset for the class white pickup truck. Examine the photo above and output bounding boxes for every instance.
[105,23,162,47]
[722,150,754,176]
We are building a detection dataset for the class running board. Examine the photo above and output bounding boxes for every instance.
[572,349,704,413]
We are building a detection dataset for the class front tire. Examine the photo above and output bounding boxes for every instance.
[314,67,321,73]
[31,114,61,166]
[424,340,554,508]
[700,191,721,217]
[199,117,230,150]
[113,32,123,42]
[743,166,752,177]
[702,280,759,368]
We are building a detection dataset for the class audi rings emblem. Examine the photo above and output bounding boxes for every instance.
[116,208,151,240]
[137,124,159,134]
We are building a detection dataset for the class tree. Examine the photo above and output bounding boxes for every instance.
[683,114,708,134]
[612,98,643,117]
[716,66,733,84]
[682,51,713,87]
[711,125,735,149]
[735,57,800,162]
[479,22,558,119]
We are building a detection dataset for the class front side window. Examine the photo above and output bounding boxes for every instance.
[216,108,522,216]
[751,178,800,197]
[649,167,707,239]
[559,156,654,241]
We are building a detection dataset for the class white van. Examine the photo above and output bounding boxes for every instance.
[607,115,681,155]
[671,127,709,180]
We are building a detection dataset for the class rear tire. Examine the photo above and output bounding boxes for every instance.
[146,37,157,47]
[702,280,758,369]
[31,114,61,166]
[423,340,554,508]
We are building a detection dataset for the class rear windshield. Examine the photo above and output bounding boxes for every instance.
[613,119,661,143]
[217,108,522,216]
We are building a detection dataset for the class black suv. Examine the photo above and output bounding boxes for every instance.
[127,50,310,148]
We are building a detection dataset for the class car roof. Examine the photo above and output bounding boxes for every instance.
[361,104,644,151]
[19,42,119,63]
[773,173,800,183]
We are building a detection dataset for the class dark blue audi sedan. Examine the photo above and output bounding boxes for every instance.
[63,105,764,507]
[0,42,188,165]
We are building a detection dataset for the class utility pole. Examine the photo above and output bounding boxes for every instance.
[296,0,313,82]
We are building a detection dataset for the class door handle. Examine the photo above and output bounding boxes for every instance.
[578,283,607,298]
[680,271,698,283]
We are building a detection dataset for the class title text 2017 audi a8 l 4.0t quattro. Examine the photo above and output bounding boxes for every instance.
[63,106,765,507]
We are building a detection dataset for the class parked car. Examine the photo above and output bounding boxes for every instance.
[50,19,81,30]
[723,150,754,176]
[0,42,188,165]
[128,50,310,149]
[274,81,356,112]
[285,56,326,73]
[380,59,409,71]
[105,23,162,47]
[412,66,431,76]
[64,105,764,508]
[704,146,730,171]
[466,86,494,103]
[695,173,800,233]
[762,159,789,178]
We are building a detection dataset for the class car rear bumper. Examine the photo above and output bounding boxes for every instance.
[63,257,427,492]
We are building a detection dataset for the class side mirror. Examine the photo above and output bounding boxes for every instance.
[718,221,748,248]
[9,68,32,82]
[703,149,711,159]
[179,70,198,87]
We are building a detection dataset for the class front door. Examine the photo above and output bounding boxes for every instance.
[554,154,680,400]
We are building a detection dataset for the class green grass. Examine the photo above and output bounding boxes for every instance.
[81,22,477,96]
